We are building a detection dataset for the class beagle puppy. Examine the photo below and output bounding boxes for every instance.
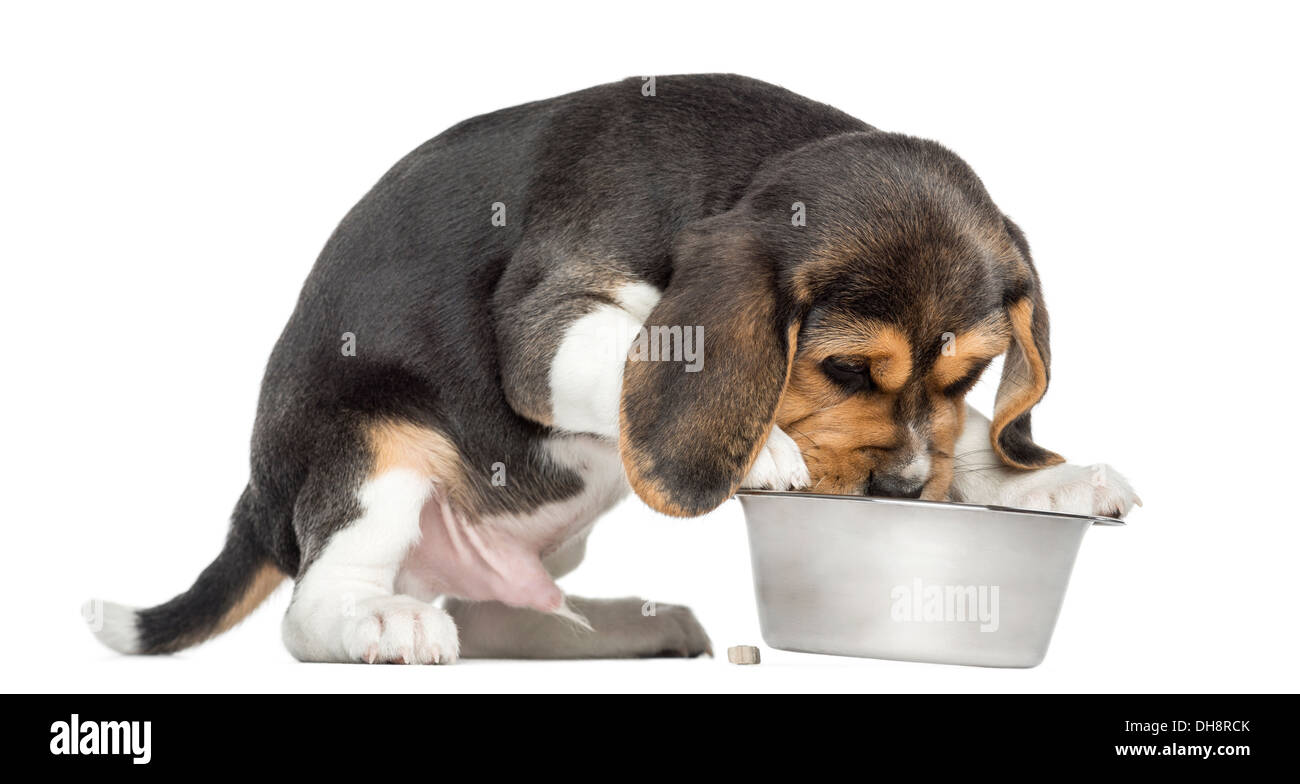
[89,75,1137,664]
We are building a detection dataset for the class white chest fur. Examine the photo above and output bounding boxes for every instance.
[548,281,662,438]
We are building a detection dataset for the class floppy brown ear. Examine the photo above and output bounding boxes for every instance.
[619,215,797,517]
[990,221,1066,469]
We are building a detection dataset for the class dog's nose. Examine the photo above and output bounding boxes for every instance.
[866,474,925,499]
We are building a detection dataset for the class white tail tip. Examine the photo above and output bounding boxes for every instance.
[83,599,142,654]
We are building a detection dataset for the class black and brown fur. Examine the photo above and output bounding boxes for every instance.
[102,75,1061,654]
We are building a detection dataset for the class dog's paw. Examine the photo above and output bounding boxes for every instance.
[999,463,1141,518]
[741,426,810,490]
[633,601,713,658]
[342,596,460,664]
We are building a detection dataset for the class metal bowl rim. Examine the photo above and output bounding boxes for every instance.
[735,489,1125,526]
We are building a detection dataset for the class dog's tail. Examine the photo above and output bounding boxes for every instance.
[85,486,287,655]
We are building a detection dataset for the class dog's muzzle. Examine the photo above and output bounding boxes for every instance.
[866,473,926,499]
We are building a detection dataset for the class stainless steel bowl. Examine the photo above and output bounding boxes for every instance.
[737,490,1123,668]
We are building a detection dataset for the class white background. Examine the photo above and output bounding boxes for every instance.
[3,1,1296,693]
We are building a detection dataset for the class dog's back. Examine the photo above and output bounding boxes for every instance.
[89,75,870,655]
[254,74,870,561]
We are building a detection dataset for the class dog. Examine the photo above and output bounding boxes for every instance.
[88,74,1137,664]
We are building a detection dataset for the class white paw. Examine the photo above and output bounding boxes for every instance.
[741,426,811,490]
[999,463,1141,518]
[342,596,460,664]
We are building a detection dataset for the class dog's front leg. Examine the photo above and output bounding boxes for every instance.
[949,405,1141,518]
[502,275,808,491]
[739,424,811,490]
[444,596,712,659]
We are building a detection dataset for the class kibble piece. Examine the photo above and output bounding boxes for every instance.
[727,645,761,665]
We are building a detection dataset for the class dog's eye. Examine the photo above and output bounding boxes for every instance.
[822,356,871,388]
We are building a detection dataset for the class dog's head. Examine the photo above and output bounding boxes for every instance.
[620,132,1064,516]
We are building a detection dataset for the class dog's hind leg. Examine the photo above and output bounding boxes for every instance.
[444,595,712,659]
[443,520,711,660]
[280,426,460,664]
[281,468,460,664]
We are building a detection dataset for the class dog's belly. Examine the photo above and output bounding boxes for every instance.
[394,434,628,610]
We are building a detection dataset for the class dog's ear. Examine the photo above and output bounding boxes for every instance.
[619,214,797,517]
[990,218,1066,469]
